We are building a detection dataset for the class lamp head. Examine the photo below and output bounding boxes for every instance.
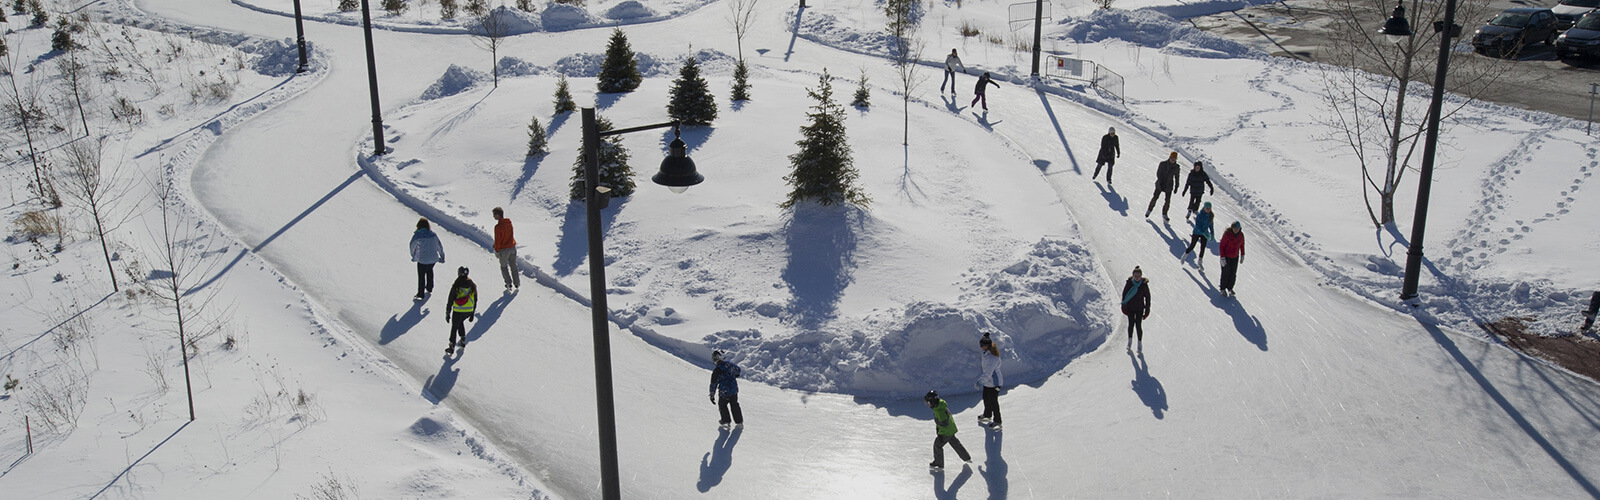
[652,126,703,194]
[1380,5,1413,44]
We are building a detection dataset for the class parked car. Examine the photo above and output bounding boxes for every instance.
[1557,11,1600,59]
[1553,0,1599,31]
[1472,7,1559,57]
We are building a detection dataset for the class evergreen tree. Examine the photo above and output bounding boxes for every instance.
[0,8,8,23]
[383,0,408,15]
[338,0,358,11]
[667,56,717,125]
[783,69,868,208]
[526,115,548,156]
[851,69,870,108]
[464,0,487,16]
[596,28,641,93]
[730,59,751,102]
[438,0,457,19]
[50,18,71,52]
[570,114,635,199]
[9,0,19,15]
[29,3,46,28]
[515,0,533,10]
[553,74,577,114]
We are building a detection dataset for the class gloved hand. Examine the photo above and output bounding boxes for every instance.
[1239,255,1244,265]
[445,313,451,324]
[709,393,716,404]
[1143,312,1150,320]
[468,314,476,322]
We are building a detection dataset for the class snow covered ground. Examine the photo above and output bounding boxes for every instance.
[1,0,1597,496]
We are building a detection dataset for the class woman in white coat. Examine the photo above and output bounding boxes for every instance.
[977,332,1004,430]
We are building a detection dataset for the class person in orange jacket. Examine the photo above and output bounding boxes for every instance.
[492,207,520,291]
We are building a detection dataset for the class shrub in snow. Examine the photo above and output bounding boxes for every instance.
[526,116,547,156]
[52,21,74,52]
[596,28,641,93]
[851,70,869,108]
[553,74,576,114]
[604,0,655,20]
[730,59,751,101]
[383,0,407,15]
[438,0,457,19]
[667,56,716,125]
[465,0,487,16]
[29,7,45,27]
[338,0,357,12]
[570,113,635,199]
[8,0,19,15]
[783,69,868,208]
[515,0,533,10]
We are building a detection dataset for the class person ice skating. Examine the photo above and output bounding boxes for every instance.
[1121,267,1151,352]
[444,267,477,356]
[940,49,966,95]
[976,332,1003,430]
[1092,127,1120,183]
[492,207,520,291]
[1218,221,1246,296]
[970,72,999,111]
[924,390,972,469]
[1183,202,1215,270]
[410,218,445,300]
[709,349,744,428]
[1145,152,1182,221]
[1182,161,1215,221]
[1583,291,1599,331]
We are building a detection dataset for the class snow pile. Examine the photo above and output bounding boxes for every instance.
[470,6,543,35]
[1061,9,1259,59]
[497,56,549,78]
[421,65,489,100]
[605,0,657,20]
[242,37,312,76]
[541,3,598,31]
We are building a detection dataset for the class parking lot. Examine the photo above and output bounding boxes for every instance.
[1190,0,1600,122]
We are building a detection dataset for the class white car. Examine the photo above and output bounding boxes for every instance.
[1554,0,1599,30]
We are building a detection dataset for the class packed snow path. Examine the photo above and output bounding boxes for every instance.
[141,0,1600,497]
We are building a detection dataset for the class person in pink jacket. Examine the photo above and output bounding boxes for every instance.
[1218,221,1246,296]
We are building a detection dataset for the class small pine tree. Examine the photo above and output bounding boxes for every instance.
[596,28,641,93]
[515,0,533,10]
[8,0,19,14]
[570,114,635,199]
[29,3,46,28]
[553,74,577,114]
[383,0,408,15]
[338,0,358,11]
[439,0,458,19]
[464,0,487,16]
[0,38,8,57]
[0,8,8,22]
[526,115,548,156]
[730,59,751,102]
[783,69,868,208]
[50,18,71,51]
[851,69,870,108]
[667,56,717,125]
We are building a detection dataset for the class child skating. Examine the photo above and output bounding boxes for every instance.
[924,390,973,470]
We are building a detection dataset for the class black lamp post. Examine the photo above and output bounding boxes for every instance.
[580,107,702,500]
[359,0,385,156]
[1382,1,1461,302]
[292,0,308,73]
[1030,0,1044,78]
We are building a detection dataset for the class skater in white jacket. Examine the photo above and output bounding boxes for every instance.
[976,332,1004,430]
[940,49,966,95]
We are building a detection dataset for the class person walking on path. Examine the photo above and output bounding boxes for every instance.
[940,49,966,95]
[1092,127,1120,183]
[492,207,520,291]
[1121,267,1151,352]
[1183,202,1216,270]
[924,390,972,470]
[1583,291,1599,331]
[410,218,445,300]
[709,349,744,428]
[970,72,999,111]
[1218,221,1246,296]
[1182,161,1215,221]
[976,332,1004,430]
[444,267,478,356]
[1145,152,1182,221]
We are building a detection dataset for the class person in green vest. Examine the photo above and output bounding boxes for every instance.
[444,266,477,356]
[924,390,972,470]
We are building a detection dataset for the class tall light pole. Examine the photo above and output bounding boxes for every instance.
[580,107,703,499]
[1384,0,1462,302]
[1029,0,1044,78]
[292,0,308,73]
[359,0,385,156]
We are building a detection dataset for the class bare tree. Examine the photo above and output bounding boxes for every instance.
[56,34,92,136]
[145,169,229,421]
[1316,0,1509,227]
[885,0,925,146]
[470,6,511,88]
[3,31,58,205]
[57,137,136,292]
[726,0,759,62]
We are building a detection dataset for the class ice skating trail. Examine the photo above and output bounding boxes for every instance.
[146,0,1600,496]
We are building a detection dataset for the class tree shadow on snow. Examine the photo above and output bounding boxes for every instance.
[666,125,715,152]
[379,299,430,345]
[931,463,973,499]
[695,426,743,492]
[980,429,1009,498]
[510,153,548,201]
[596,92,626,110]
[422,355,461,403]
[1129,350,1167,419]
[547,112,571,137]
[465,292,515,343]
[1034,89,1081,174]
[1098,181,1128,217]
[782,203,861,329]
[1146,219,1186,259]
[899,146,927,203]
[553,198,628,276]
[1184,268,1266,351]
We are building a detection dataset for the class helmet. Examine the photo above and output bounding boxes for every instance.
[458,266,470,277]
[923,390,939,407]
[711,349,724,363]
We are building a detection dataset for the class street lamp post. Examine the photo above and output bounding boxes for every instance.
[292,0,308,73]
[580,107,703,500]
[1384,0,1462,302]
[359,0,385,156]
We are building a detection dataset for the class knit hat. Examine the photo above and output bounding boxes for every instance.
[979,332,993,346]
[1203,201,1212,209]
[458,266,469,276]
[1133,266,1143,274]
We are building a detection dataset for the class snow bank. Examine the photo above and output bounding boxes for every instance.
[1061,9,1259,59]
[605,1,657,21]
[420,65,489,100]
[541,3,598,31]
[469,6,543,35]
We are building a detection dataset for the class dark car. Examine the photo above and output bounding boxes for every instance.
[1554,0,1599,30]
[1557,11,1600,58]
[1472,7,1559,57]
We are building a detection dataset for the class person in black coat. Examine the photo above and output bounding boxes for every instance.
[1093,127,1120,183]
[1145,152,1182,221]
[1182,161,1215,221]
[970,72,1000,110]
[1121,266,1151,351]
[1583,291,1599,331]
